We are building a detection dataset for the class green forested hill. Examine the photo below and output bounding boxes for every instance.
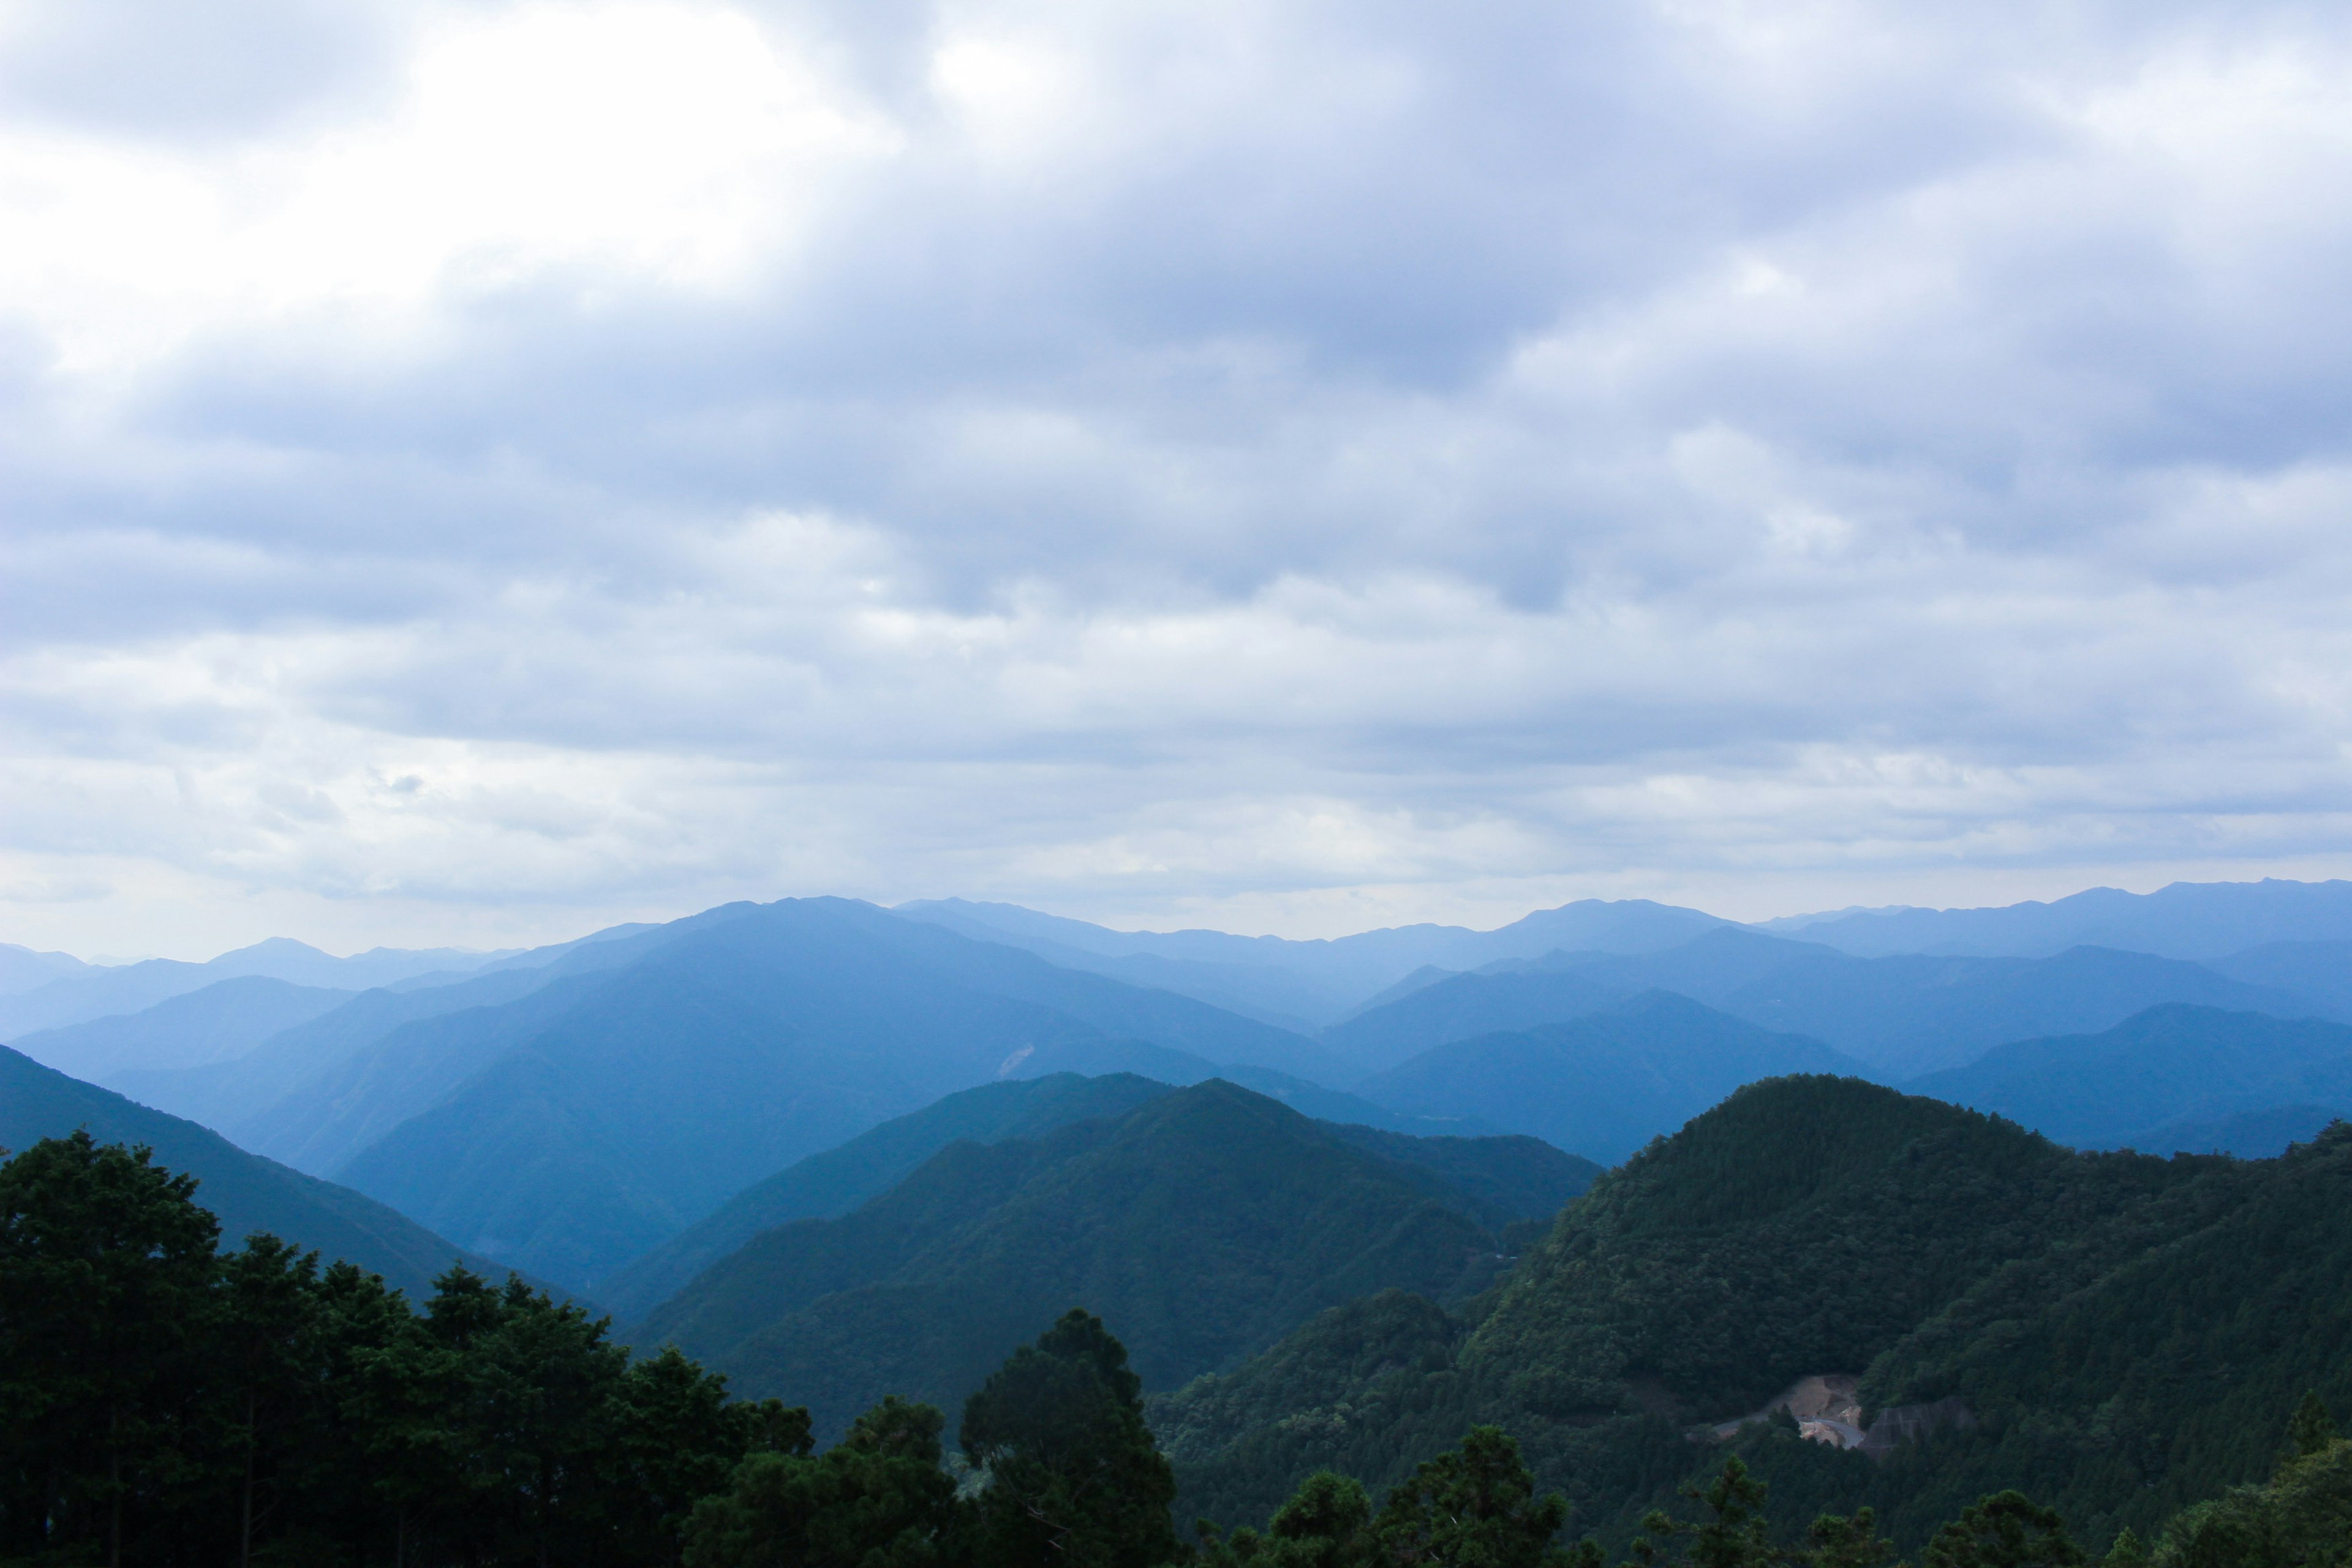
[1155,1076,2352,1553]
[600,1072,1177,1321]
[0,1047,516,1302]
[635,1081,1529,1439]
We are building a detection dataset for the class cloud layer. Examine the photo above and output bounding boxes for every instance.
[6,0,2352,954]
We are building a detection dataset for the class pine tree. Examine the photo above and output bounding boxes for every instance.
[1924,1492,2085,1568]
[0,1133,219,1565]
[2284,1392,2340,1461]
[962,1308,1180,1568]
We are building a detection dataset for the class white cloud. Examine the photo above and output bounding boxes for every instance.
[6,0,2352,956]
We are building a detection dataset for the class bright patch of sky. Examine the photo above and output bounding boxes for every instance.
[5,0,2352,956]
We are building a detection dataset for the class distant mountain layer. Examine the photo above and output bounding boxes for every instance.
[0,937,515,1038]
[1906,1004,2352,1150]
[1352,992,1861,1162]
[10,976,354,1081]
[892,897,1730,1026]
[1779,876,2352,959]
[1326,927,2335,1080]
[636,1080,1546,1440]
[1157,1075,2352,1553]
[0,941,89,997]
[0,1046,511,1302]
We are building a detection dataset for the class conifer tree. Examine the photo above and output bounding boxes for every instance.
[961,1308,1180,1568]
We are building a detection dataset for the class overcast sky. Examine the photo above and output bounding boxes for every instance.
[6,0,2352,958]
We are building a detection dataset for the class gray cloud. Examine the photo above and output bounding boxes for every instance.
[4,0,2352,954]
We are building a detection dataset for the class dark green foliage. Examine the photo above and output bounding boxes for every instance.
[0,1046,516,1300]
[2147,1436,2352,1568]
[1371,1425,1575,1567]
[961,1309,1179,1568]
[2285,1394,2340,1461]
[1627,1456,1774,1568]
[644,1082,1512,1439]
[684,1397,959,1568]
[1317,1125,1602,1229]
[1158,1079,2352,1553]
[603,1074,1179,1322]
[1923,1492,2085,1568]
[1199,1428,1581,1568]
[0,1133,790,1565]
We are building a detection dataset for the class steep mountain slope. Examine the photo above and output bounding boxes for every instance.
[307,900,1353,1291]
[636,1081,1514,1439]
[0,1047,513,1301]
[598,1074,1180,1321]
[892,897,1729,1025]
[1352,992,1859,1161]
[1156,1076,2352,1554]
[1781,876,2352,960]
[9,976,355,1082]
[1169,1073,2188,1530]
[1907,1004,2352,1148]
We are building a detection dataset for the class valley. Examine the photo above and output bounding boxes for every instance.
[3,878,2349,1564]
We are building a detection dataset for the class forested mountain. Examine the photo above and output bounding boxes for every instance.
[1777,876,2352,959]
[634,1080,1570,1439]
[1155,1074,2352,1555]
[598,1073,1179,1321]
[274,900,1347,1290]
[1343,929,2330,1079]
[1351,993,1860,1161]
[1906,1004,2352,1148]
[894,897,1730,1027]
[0,1046,513,1300]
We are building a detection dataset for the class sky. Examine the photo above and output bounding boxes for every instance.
[6,0,2352,959]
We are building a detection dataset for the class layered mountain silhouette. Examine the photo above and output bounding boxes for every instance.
[1770,876,2352,959]
[893,896,1731,1028]
[1350,992,1861,1161]
[1328,927,2331,1079]
[1907,1004,2352,1149]
[633,1079,1586,1439]
[0,1046,511,1301]
[236,900,1356,1289]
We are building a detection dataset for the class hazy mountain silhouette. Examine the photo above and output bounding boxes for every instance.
[1907,1004,2352,1149]
[1774,877,2352,959]
[892,897,1730,1025]
[0,1046,517,1302]
[1352,992,1861,1161]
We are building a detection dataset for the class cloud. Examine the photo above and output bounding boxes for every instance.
[4,0,2352,954]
